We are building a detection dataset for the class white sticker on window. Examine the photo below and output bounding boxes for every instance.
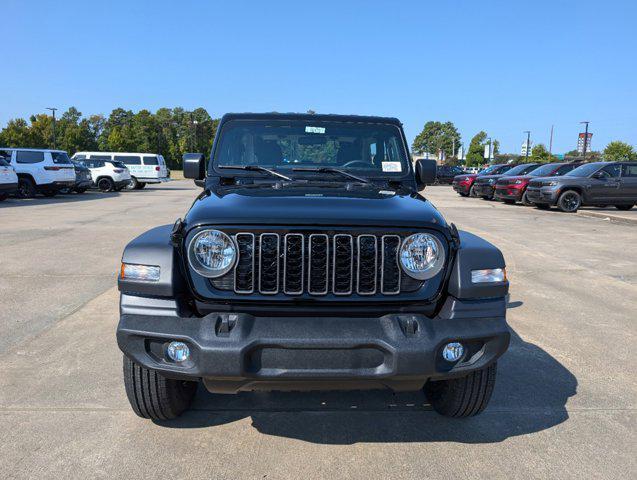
[305,126,325,134]
[382,162,402,172]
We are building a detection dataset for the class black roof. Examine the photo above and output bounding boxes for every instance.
[220,112,403,126]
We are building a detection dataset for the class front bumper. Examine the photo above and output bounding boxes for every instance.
[494,186,523,201]
[137,177,169,184]
[117,295,510,393]
[452,181,471,195]
[473,183,496,198]
[526,186,559,205]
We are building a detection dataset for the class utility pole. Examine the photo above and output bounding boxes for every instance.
[487,137,492,164]
[452,137,456,163]
[548,125,554,162]
[46,107,57,149]
[523,131,531,162]
[580,121,590,160]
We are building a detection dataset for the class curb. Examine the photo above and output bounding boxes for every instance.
[576,210,637,226]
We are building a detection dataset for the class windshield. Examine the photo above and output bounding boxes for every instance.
[528,164,559,177]
[503,164,540,176]
[565,163,604,177]
[213,119,410,178]
[479,164,509,175]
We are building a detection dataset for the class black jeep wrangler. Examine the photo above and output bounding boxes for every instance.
[117,113,510,420]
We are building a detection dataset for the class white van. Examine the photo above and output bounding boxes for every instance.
[0,148,76,198]
[72,152,169,189]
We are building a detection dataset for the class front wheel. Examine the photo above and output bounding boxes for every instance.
[503,199,516,205]
[615,204,634,211]
[123,356,198,420]
[126,177,138,190]
[424,362,497,418]
[557,190,581,213]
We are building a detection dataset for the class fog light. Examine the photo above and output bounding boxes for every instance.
[167,341,190,362]
[442,342,464,362]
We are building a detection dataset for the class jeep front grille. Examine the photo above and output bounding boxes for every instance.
[226,232,406,296]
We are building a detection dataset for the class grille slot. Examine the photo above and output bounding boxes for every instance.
[259,233,280,294]
[308,234,329,295]
[228,231,419,296]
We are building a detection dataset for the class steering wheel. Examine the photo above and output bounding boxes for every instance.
[341,160,369,169]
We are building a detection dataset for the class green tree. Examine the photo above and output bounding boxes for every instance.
[0,118,32,147]
[529,144,552,163]
[603,141,635,161]
[465,131,487,167]
[412,121,461,160]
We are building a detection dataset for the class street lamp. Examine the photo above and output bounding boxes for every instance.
[46,107,57,149]
[523,131,531,163]
[580,121,590,160]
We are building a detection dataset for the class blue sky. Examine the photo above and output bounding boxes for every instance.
[2,0,635,154]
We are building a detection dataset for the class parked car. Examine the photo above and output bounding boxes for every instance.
[473,163,542,200]
[0,148,76,198]
[72,152,169,189]
[452,163,515,197]
[435,165,464,184]
[75,158,131,192]
[117,112,510,421]
[60,160,93,194]
[494,162,582,206]
[526,161,637,212]
[0,155,19,201]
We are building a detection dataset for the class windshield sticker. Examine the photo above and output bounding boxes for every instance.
[379,190,395,196]
[305,126,325,134]
[382,162,402,172]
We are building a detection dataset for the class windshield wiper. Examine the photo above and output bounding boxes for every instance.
[218,165,292,181]
[291,167,369,184]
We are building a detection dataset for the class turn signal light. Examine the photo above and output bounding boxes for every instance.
[120,263,160,282]
[471,268,506,283]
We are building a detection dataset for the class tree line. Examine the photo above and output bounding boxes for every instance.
[1,111,635,168]
[411,120,636,165]
[0,107,219,169]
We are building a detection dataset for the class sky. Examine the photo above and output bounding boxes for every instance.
[1,0,636,154]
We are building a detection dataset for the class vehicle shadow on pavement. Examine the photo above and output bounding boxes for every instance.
[156,329,577,444]
[0,191,121,207]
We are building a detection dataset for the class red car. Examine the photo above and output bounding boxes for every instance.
[452,164,515,197]
[494,162,582,206]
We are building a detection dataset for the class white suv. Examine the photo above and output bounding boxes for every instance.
[72,152,168,189]
[75,158,131,192]
[0,154,19,201]
[0,148,76,198]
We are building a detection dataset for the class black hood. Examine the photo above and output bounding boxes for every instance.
[184,185,448,230]
[475,174,505,184]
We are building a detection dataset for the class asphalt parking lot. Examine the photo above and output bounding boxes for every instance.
[1,182,635,479]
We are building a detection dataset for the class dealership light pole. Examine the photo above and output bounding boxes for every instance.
[548,125,554,162]
[580,121,590,160]
[523,131,531,162]
[46,107,57,149]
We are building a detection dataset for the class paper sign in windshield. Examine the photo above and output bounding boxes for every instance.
[382,162,402,172]
[305,126,325,134]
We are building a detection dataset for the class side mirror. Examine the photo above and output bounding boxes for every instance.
[415,159,437,189]
[591,171,605,180]
[183,153,205,181]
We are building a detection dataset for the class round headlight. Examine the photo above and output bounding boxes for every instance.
[399,233,445,280]
[187,229,236,278]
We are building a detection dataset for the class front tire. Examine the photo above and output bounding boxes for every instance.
[126,177,138,190]
[521,191,534,206]
[557,190,581,213]
[615,204,634,211]
[123,356,197,420]
[425,363,497,418]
